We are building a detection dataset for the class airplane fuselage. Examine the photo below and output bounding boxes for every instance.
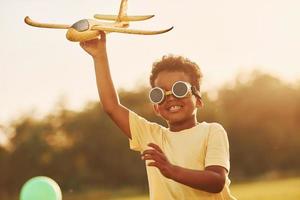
[66,19,129,42]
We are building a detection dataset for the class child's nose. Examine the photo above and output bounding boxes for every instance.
[165,93,176,102]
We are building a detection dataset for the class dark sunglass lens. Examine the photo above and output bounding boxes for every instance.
[150,88,164,103]
[173,82,188,97]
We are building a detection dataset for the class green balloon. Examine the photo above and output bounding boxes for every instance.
[20,176,62,200]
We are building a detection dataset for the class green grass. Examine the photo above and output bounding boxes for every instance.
[231,177,300,200]
[109,177,300,200]
[9,177,300,200]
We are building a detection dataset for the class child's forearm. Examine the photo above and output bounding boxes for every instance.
[80,36,130,137]
[93,50,120,113]
[143,143,226,193]
[93,50,131,137]
[170,165,225,193]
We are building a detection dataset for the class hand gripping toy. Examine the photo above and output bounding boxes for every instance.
[24,0,173,42]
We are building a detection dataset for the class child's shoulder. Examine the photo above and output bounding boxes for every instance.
[209,122,225,129]
[198,121,226,135]
[199,121,224,129]
[207,122,228,140]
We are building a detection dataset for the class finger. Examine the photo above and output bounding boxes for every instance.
[147,162,162,170]
[80,40,94,48]
[99,31,106,41]
[142,154,164,163]
[80,41,85,47]
[142,149,156,156]
[85,38,99,44]
[142,149,165,159]
[142,152,166,164]
[142,149,167,162]
[148,143,163,153]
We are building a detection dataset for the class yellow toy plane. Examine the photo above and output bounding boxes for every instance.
[24,0,173,42]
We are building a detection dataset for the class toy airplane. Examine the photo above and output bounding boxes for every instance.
[24,0,173,42]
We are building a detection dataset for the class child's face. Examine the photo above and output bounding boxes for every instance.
[153,71,202,126]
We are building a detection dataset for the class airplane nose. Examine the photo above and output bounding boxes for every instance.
[66,19,100,42]
[66,28,79,42]
[71,19,89,32]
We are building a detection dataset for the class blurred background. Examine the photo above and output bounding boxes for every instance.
[1,0,300,199]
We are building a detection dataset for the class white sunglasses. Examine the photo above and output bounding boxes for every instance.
[149,81,201,104]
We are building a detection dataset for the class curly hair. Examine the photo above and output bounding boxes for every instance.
[150,55,203,91]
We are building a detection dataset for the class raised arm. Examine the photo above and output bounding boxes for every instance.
[80,32,131,138]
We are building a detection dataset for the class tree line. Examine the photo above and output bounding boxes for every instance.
[1,71,300,197]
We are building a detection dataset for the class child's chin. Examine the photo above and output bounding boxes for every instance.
[166,115,185,124]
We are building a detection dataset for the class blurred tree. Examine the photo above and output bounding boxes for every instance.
[217,71,300,178]
[1,70,300,197]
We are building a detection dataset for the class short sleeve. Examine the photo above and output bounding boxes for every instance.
[129,111,163,152]
[205,123,230,172]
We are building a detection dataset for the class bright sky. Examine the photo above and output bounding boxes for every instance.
[1,0,300,124]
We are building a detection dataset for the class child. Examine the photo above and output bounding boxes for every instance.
[80,32,236,200]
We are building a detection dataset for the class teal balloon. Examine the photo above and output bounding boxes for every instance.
[20,176,62,200]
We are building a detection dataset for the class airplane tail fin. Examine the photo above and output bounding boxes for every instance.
[117,0,128,22]
[94,0,155,22]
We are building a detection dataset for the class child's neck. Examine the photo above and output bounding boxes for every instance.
[168,117,198,132]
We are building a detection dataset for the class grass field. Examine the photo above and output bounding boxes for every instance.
[230,177,300,200]
[5,177,299,200]
[62,177,300,200]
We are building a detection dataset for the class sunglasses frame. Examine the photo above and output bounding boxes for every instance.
[149,81,201,104]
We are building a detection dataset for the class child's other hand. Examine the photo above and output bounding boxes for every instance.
[142,143,175,179]
[80,31,106,59]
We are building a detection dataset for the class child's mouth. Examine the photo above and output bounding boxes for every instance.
[168,105,182,112]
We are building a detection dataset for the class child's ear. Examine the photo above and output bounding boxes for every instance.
[152,104,161,117]
[196,97,204,108]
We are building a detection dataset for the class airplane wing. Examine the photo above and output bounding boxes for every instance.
[91,25,173,35]
[24,16,70,29]
[94,14,154,21]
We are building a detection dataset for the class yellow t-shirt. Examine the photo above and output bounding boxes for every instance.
[129,111,236,200]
